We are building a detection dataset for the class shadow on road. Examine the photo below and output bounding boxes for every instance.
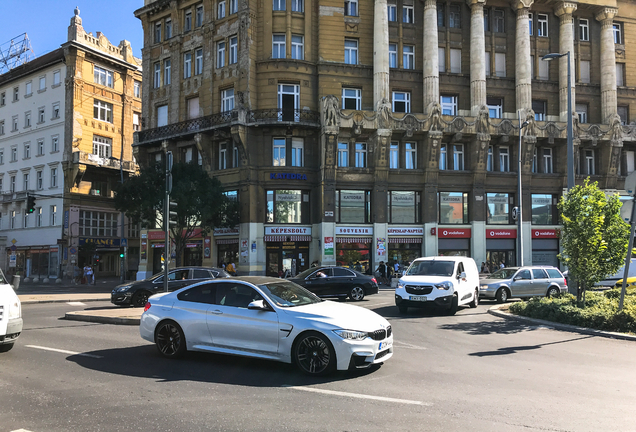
[371,304,474,319]
[66,345,383,386]
[468,335,594,357]
[437,319,536,335]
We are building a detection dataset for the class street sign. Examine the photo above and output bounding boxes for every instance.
[70,247,77,255]
[121,238,128,247]
[11,238,17,244]
[10,245,16,252]
[9,255,16,267]
[57,238,67,245]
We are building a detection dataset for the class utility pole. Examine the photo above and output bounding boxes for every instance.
[164,151,173,293]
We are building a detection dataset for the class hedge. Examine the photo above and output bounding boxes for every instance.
[508,288,636,334]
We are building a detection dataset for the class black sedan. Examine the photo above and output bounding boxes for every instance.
[288,266,379,301]
[111,267,229,307]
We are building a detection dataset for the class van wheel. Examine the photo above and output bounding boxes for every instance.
[446,294,458,316]
[469,289,479,308]
[495,288,509,303]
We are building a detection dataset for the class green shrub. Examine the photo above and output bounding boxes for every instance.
[508,291,636,334]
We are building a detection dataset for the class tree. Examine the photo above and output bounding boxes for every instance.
[558,179,629,307]
[114,162,240,266]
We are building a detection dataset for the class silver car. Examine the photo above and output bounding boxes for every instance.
[479,266,567,303]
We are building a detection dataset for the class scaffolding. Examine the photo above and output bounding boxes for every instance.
[0,33,34,74]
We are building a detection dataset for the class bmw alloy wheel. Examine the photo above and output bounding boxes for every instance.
[155,321,186,358]
[294,332,335,375]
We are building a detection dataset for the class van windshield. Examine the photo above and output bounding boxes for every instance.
[405,260,455,277]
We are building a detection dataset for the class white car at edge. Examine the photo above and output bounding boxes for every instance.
[140,276,393,375]
[0,269,23,353]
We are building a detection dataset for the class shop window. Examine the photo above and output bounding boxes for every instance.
[439,192,468,224]
[388,191,420,223]
[531,194,554,225]
[486,192,510,224]
[336,190,371,223]
[266,190,309,224]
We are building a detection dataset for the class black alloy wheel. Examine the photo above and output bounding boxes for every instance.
[132,291,150,307]
[294,332,336,376]
[155,321,186,358]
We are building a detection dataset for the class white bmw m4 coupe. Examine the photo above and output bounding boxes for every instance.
[140,276,393,375]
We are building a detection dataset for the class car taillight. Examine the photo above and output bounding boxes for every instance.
[143,302,151,312]
[372,277,378,284]
[564,278,567,287]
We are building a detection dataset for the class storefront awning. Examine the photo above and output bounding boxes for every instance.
[264,235,287,242]
[336,237,373,243]
[216,238,239,244]
[388,237,422,244]
[290,235,312,242]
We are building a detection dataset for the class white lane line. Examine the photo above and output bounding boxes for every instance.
[25,345,103,359]
[285,385,429,406]
[11,429,35,432]
[66,301,86,306]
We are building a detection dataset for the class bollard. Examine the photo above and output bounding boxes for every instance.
[11,275,21,291]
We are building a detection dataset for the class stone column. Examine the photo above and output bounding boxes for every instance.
[555,2,577,122]
[596,7,618,124]
[374,0,390,107]
[468,0,487,116]
[422,0,439,110]
[514,0,533,116]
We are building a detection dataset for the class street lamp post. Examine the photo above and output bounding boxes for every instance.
[542,51,574,191]
[518,113,529,267]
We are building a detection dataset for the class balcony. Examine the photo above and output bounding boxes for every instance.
[135,108,320,146]
[72,151,137,172]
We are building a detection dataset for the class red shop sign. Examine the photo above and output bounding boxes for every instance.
[486,229,517,239]
[438,228,471,238]
[532,229,558,238]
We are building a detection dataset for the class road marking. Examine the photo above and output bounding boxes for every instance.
[25,345,103,359]
[393,340,427,350]
[361,302,392,309]
[11,429,34,432]
[285,385,429,406]
[66,301,86,306]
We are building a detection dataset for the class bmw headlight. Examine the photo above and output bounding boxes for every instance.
[435,281,452,290]
[333,329,368,341]
[8,300,21,319]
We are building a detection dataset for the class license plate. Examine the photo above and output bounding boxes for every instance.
[378,340,392,350]
[409,295,427,301]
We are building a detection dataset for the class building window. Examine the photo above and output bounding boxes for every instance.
[278,84,300,121]
[10,175,16,192]
[218,0,226,18]
[437,3,445,27]
[439,192,468,224]
[613,23,622,44]
[133,113,140,131]
[392,91,411,113]
[53,70,61,85]
[449,4,460,28]
[232,146,238,167]
[23,173,29,190]
[0,92,4,106]
[164,59,171,85]
[10,210,16,229]
[52,136,59,152]
[483,8,490,32]
[267,190,309,224]
[487,96,503,119]
[528,12,533,35]
[217,41,226,67]
[24,211,29,229]
[291,35,304,60]
[390,142,399,169]
[12,116,18,131]
[388,191,420,223]
[37,139,44,156]
[273,138,286,166]
[38,107,45,123]
[355,143,367,168]
[342,88,361,110]
[221,88,235,111]
[184,52,192,78]
[440,95,457,115]
[576,103,588,123]
[618,106,629,125]
[335,190,371,223]
[494,9,504,33]
[134,80,141,98]
[219,143,227,169]
[403,45,415,69]
[93,135,112,158]
[579,18,589,41]
[345,0,358,16]
[450,49,461,73]
[487,193,510,224]
[531,194,554,225]
[389,44,397,68]
[195,48,203,74]
[440,144,447,170]
[24,143,30,159]
[495,52,506,77]
[79,211,118,237]
[532,100,546,121]
[94,66,114,88]
[154,21,162,43]
[36,207,42,227]
[579,60,590,83]
[542,148,553,173]
[616,63,625,87]
[584,149,595,175]
[439,47,446,72]
[537,14,548,37]
[50,205,57,226]
[187,97,200,119]
[338,143,349,167]
[229,37,238,63]
[272,34,285,59]
[499,146,509,172]
[0,121,3,135]
[388,4,397,21]
[532,148,537,173]
[453,144,464,170]
[403,5,414,23]
[13,87,19,101]
[405,143,417,169]
[288,0,302,12]
[154,63,160,88]
[51,167,58,188]
[165,18,172,39]
[25,82,32,96]
[344,39,358,65]
[93,100,113,123]
[195,5,204,27]
[25,112,31,128]
[291,138,304,167]
[185,9,192,32]
[273,0,285,10]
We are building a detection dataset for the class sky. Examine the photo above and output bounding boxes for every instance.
[1,0,145,61]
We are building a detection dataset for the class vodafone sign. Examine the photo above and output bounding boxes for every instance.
[438,228,471,238]
[486,229,517,239]
[532,229,558,238]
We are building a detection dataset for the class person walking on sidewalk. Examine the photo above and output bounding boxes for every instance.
[376,261,388,285]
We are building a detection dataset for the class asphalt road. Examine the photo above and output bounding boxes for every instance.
[2,289,636,432]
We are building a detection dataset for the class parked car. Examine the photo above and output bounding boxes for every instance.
[479,266,567,302]
[288,266,379,301]
[394,256,480,315]
[0,270,22,353]
[140,276,393,375]
[111,267,229,307]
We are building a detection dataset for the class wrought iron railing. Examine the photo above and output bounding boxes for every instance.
[247,108,320,124]
[72,151,137,171]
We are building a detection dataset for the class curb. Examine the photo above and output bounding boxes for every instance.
[20,297,111,305]
[488,304,636,342]
[64,312,140,326]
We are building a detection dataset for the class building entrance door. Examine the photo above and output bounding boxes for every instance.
[486,250,515,273]
[266,241,309,277]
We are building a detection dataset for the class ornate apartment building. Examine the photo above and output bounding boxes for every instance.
[133,0,636,278]
[0,9,142,280]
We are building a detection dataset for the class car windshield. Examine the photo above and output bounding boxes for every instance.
[490,269,518,279]
[258,281,322,307]
[406,260,455,277]
[295,267,320,279]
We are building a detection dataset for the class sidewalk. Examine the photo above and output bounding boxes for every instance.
[15,276,125,295]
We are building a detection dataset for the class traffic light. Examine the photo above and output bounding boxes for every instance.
[167,201,178,228]
[119,251,125,258]
[27,195,36,213]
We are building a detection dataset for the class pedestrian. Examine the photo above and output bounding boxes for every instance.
[226,261,237,276]
[376,261,387,285]
[499,261,505,269]
[73,265,81,285]
[394,261,400,275]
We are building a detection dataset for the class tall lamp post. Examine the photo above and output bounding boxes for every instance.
[517,113,529,267]
[542,51,574,191]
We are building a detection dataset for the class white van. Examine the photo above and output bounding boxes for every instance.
[395,256,480,315]
[0,269,22,352]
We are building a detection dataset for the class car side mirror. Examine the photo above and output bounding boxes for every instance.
[247,300,267,310]
[458,271,466,279]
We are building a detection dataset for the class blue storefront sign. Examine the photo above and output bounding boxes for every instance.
[269,173,307,180]
[79,237,120,248]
